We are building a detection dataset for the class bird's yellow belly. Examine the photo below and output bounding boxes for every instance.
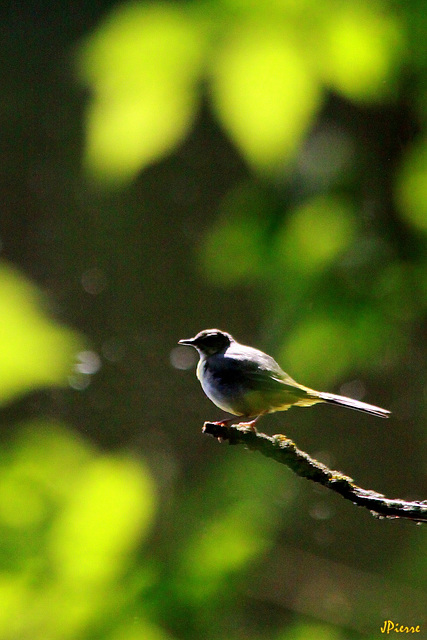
[202,383,318,417]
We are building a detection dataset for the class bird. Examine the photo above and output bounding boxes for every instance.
[179,329,390,427]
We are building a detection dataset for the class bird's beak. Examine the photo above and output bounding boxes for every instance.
[178,337,196,346]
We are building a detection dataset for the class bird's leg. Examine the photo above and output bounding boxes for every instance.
[208,417,236,427]
[235,413,264,432]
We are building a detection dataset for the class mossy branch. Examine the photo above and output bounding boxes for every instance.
[202,421,427,523]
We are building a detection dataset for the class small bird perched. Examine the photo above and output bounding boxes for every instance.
[179,329,390,426]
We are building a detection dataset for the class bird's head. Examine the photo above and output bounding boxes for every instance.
[179,329,233,356]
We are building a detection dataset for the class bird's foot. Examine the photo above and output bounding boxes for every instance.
[234,416,260,432]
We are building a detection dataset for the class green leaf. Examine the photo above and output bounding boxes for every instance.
[317,4,404,103]
[78,2,205,184]
[211,22,321,171]
[0,262,81,404]
[50,455,156,585]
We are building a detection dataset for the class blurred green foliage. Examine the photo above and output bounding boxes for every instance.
[78,2,205,182]
[0,421,158,639]
[0,0,426,638]
[78,0,404,181]
[396,137,427,232]
[0,262,81,403]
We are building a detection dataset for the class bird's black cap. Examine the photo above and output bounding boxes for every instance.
[179,329,232,355]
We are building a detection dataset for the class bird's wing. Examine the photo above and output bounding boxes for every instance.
[220,349,313,400]
[237,365,306,394]
[230,362,321,413]
[224,346,300,388]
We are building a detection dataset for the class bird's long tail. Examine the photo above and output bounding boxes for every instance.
[317,392,390,418]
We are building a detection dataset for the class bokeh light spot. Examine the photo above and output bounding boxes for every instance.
[81,268,107,295]
[277,195,355,274]
[170,346,196,370]
[75,350,102,375]
[395,138,427,232]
